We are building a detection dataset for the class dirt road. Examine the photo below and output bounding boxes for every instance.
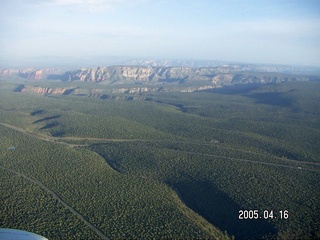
[0,165,109,240]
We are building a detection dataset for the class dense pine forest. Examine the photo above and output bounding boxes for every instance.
[0,78,319,239]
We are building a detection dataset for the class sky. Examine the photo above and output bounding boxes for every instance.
[0,0,320,67]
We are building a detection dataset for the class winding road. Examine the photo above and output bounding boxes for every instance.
[0,120,319,239]
[0,122,110,239]
[0,164,109,240]
[1,121,319,170]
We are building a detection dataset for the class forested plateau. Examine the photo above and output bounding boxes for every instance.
[0,71,319,239]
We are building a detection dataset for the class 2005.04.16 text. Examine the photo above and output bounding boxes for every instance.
[239,210,288,220]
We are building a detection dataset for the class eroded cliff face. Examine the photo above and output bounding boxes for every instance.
[67,66,155,82]
[121,66,153,81]
[16,84,220,97]
[0,68,59,80]
[1,65,311,86]
[19,86,76,95]
[65,66,309,85]
[6,65,314,99]
[66,66,218,83]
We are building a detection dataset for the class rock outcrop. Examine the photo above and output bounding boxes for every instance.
[25,69,43,80]
[19,86,76,95]
[0,68,59,80]
[0,69,20,75]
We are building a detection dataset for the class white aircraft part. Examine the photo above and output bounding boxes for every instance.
[0,229,48,240]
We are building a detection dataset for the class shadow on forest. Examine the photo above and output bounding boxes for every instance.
[89,143,124,173]
[202,83,262,94]
[40,122,59,130]
[245,92,293,107]
[171,180,277,240]
[100,94,109,100]
[30,109,45,116]
[51,131,65,137]
[33,115,61,124]
[14,85,26,92]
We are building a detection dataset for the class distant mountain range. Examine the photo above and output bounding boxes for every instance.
[1,63,319,96]
[123,59,320,74]
[63,66,312,85]
[1,65,316,83]
[2,57,320,72]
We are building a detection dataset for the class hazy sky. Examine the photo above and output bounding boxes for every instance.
[1,0,320,66]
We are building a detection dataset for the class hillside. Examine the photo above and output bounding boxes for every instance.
[0,75,319,239]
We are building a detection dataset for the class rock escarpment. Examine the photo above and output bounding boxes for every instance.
[18,85,77,95]
[4,65,314,98]
[1,65,311,86]
[65,66,309,85]
[65,66,231,83]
